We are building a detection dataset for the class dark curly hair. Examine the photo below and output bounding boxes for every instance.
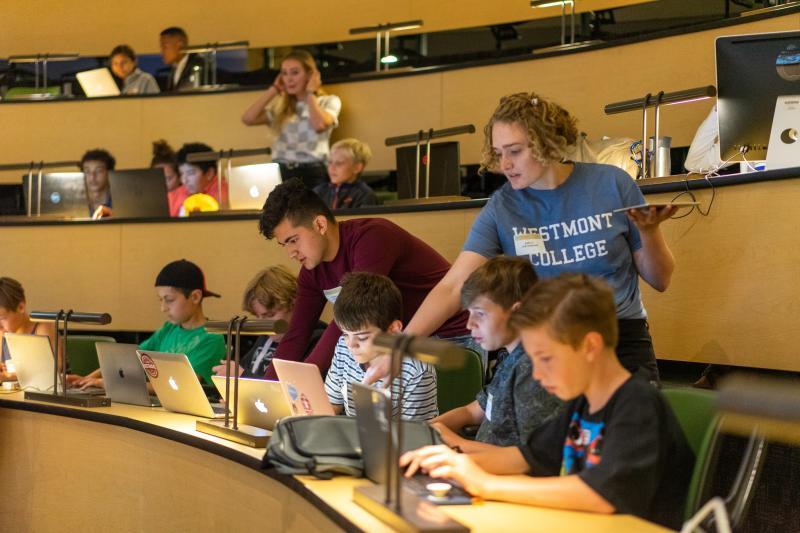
[80,149,116,171]
[258,177,335,239]
[176,142,216,173]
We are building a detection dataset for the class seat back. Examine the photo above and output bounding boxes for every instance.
[66,335,116,375]
[435,347,483,414]
[662,387,719,521]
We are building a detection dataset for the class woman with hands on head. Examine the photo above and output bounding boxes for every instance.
[241,50,341,190]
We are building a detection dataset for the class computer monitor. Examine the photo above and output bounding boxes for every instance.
[395,141,461,200]
[108,168,169,218]
[22,172,88,218]
[0,184,25,216]
[716,30,800,161]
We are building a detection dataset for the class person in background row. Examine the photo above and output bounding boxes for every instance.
[159,26,206,92]
[150,140,182,213]
[80,148,115,218]
[212,265,326,379]
[241,50,341,190]
[170,143,229,216]
[0,277,58,382]
[109,45,160,95]
[75,259,227,388]
[314,138,379,209]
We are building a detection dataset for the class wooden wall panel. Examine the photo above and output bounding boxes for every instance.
[0,1,652,57]
[2,12,797,182]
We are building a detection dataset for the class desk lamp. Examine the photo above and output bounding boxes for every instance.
[605,85,717,178]
[196,318,288,447]
[25,310,112,407]
[349,20,423,72]
[182,40,249,88]
[385,124,475,201]
[6,53,79,99]
[353,333,469,532]
[530,1,602,52]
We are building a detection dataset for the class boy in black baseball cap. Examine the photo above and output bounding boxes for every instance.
[75,259,225,388]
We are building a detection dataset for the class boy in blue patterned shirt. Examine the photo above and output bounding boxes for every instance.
[401,274,693,529]
[324,272,438,421]
[430,256,561,452]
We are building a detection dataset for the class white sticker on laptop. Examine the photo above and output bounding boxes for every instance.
[514,232,545,256]
[323,286,342,304]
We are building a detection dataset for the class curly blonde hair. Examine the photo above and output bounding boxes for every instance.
[479,92,578,173]
[331,138,372,167]
[270,50,326,133]
[242,266,298,314]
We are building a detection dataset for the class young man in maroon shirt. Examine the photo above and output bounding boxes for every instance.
[258,178,469,380]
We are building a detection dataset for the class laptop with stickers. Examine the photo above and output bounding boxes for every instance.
[271,358,335,416]
[136,350,227,419]
[210,375,291,430]
[96,342,160,407]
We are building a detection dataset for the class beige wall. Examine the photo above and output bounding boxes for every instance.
[1,169,799,372]
[1,12,797,184]
[1,0,650,56]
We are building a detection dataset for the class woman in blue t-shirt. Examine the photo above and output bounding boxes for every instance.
[400,92,677,383]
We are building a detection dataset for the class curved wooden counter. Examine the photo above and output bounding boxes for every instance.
[0,393,668,532]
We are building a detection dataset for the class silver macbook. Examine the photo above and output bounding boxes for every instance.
[97,342,160,407]
[136,350,227,419]
[76,67,121,98]
[211,376,291,430]
[4,333,57,392]
[228,163,282,210]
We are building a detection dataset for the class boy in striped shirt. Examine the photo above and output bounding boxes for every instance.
[324,272,438,421]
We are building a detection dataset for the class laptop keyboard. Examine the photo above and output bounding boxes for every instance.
[211,404,228,415]
[67,387,106,396]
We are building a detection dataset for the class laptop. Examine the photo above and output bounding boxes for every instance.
[271,358,335,416]
[108,169,170,218]
[227,163,282,211]
[4,333,57,392]
[136,350,227,419]
[22,172,88,218]
[211,375,291,430]
[767,95,800,170]
[96,342,160,407]
[76,68,121,98]
[352,382,472,505]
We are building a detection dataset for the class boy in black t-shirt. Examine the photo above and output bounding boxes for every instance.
[401,274,694,529]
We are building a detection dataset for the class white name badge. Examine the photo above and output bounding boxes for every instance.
[485,392,494,422]
[323,286,342,304]
[514,232,546,256]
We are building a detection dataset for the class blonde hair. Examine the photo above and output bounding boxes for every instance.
[480,92,578,173]
[270,50,325,132]
[331,138,372,168]
[241,266,298,314]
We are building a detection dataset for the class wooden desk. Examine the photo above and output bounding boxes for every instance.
[0,393,668,532]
